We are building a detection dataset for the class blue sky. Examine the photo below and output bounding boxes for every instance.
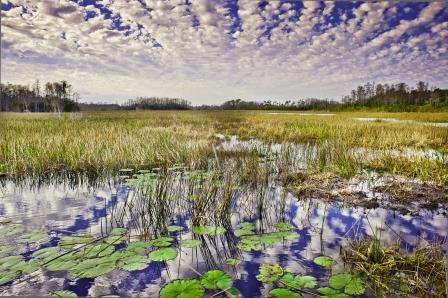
[1,0,447,104]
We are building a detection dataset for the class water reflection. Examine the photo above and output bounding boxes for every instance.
[0,179,446,297]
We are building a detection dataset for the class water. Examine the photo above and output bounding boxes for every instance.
[1,178,446,297]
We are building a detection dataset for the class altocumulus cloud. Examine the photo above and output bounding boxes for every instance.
[1,0,447,104]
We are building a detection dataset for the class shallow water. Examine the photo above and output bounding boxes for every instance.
[1,179,446,297]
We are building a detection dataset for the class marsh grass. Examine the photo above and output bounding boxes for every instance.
[342,236,447,297]
[1,111,447,184]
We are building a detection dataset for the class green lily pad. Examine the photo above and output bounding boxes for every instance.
[105,235,127,245]
[0,245,18,257]
[17,229,47,243]
[0,256,23,270]
[281,273,316,289]
[33,247,61,261]
[225,258,241,266]
[59,235,94,247]
[0,224,24,236]
[70,257,116,278]
[238,238,262,251]
[273,223,293,232]
[256,264,284,283]
[259,233,284,245]
[48,290,78,297]
[148,247,177,261]
[167,225,183,232]
[117,254,149,271]
[314,256,336,268]
[79,244,114,258]
[45,252,79,271]
[126,241,152,254]
[149,236,174,247]
[329,273,366,295]
[234,228,255,237]
[159,279,204,298]
[316,287,349,298]
[200,270,233,290]
[192,225,226,236]
[236,222,255,230]
[226,287,241,298]
[111,228,128,235]
[182,239,202,248]
[269,288,301,298]
[0,270,20,286]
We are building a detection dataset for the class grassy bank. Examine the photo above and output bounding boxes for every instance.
[1,111,447,183]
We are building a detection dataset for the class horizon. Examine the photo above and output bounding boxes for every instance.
[1,1,447,105]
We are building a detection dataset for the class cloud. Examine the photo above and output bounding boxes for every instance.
[1,0,447,104]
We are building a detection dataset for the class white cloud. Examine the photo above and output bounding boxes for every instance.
[1,0,447,104]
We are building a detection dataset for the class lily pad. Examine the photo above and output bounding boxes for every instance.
[45,252,79,271]
[49,290,78,297]
[316,287,348,298]
[234,228,255,237]
[33,247,61,261]
[79,243,114,258]
[159,279,204,298]
[117,254,149,271]
[111,227,128,235]
[182,239,202,248]
[0,224,24,236]
[148,247,177,261]
[236,222,255,230]
[269,288,301,298]
[70,257,116,278]
[273,223,293,232]
[0,245,18,257]
[238,238,262,251]
[314,256,336,268]
[149,236,174,247]
[0,270,20,286]
[167,225,183,232]
[200,270,233,290]
[329,273,366,295]
[192,225,226,236]
[105,235,126,245]
[281,273,316,289]
[126,241,152,254]
[256,264,284,283]
[225,258,241,266]
[17,229,47,243]
[0,256,23,270]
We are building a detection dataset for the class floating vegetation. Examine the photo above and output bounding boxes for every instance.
[182,239,202,248]
[149,236,174,247]
[314,256,336,268]
[0,224,24,237]
[200,270,233,290]
[191,225,226,236]
[225,258,241,266]
[159,279,204,298]
[256,263,366,297]
[148,247,177,262]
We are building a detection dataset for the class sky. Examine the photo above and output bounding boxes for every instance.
[1,0,447,105]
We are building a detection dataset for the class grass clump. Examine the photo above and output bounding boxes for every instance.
[341,236,447,297]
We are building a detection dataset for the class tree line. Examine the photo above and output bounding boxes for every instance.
[0,80,80,112]
[1,80,446,112]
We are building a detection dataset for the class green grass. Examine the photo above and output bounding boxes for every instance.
[1,111,447,184]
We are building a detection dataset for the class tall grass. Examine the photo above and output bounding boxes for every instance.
[1,110,447,184]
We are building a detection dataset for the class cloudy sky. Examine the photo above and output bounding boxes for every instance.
[1,1,447,104]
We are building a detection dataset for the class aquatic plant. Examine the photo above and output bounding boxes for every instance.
[314,256,336,268]
[148,247,177,262]
[256,264,284,283]
[269,288,301,298]
[182,239,202,248]
[159,279,204,298]
[200,270,233,290]
[328,273,365,295]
